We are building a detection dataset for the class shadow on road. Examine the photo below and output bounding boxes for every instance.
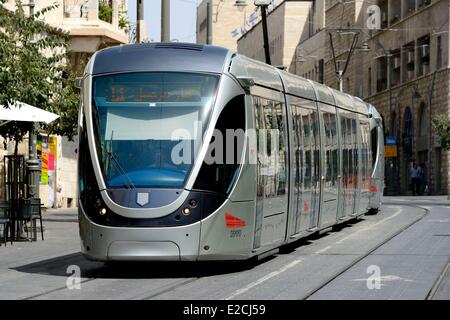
[12,252,277,279]
[12,216,366,280]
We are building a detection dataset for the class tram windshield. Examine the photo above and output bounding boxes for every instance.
[92,72,220,189]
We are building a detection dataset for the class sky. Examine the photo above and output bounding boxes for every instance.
[127,0,202,43]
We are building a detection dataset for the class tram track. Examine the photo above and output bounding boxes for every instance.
[300,204,431,300]
[20,204,435,300]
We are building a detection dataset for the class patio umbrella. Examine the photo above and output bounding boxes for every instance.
[0,101,60,127]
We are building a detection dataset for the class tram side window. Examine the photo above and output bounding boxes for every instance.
[303,113,312,190]
[193,95,245,194]
[273,101,287,196]
[371,127,378,167]
[254,96,287,199]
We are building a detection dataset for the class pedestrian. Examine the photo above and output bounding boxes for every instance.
[410,162,421,196]
[419,162,427,195]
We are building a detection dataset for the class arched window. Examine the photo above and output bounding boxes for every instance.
[418,102,428,137]
[403,107,413,155]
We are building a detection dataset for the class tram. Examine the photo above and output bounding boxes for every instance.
[77,43,384,261]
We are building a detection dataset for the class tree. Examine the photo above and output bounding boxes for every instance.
[432,115,450,151]
[0,0,80,156]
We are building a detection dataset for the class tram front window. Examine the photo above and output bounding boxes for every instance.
[92,72,219,189]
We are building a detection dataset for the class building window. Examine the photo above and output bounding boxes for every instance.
[418,102,428,137]
[417,35,430,77]
[376,57,387,92]
[403,107,413,156]
[391,50,401,87]
[403,42,415,82]
[379,0,388,29]
[390,0,401,25]
[436,35,442,69]
[404,0,416,18]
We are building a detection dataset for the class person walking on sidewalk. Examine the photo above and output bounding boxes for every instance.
[410,162,422,196]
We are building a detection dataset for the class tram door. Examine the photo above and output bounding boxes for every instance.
[252,91,289,250]
[288,99,318,236]
[358,116,371,213]
[339,111,357,218]
[318,104,339,228]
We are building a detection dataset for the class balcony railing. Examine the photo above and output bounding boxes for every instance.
[63,0,123,30]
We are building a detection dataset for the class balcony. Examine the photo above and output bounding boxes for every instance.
[62,0,128,52]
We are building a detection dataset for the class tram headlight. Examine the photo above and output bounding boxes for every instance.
[182,207,191,216]
[99,208,107,216]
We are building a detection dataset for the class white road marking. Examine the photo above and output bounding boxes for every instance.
[223,259,302,300]
[314,246,332,254]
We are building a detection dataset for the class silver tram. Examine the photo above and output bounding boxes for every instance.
[77,43,384,262]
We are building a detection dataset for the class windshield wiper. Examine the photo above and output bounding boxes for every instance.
[107,130,135,190]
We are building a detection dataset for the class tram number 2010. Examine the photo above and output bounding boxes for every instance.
[230,230,242,238]
[227,304,266,316]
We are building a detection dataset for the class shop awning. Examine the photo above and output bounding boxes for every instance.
[0,102,60,127]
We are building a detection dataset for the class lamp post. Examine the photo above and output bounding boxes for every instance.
[253,0,271,65]
[234,1,271,65]
[136,0,144,43]
[161,0,170,42]
[25,0,40,200]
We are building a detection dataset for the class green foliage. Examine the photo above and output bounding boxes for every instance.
[118,14,128,30]
[432,115,450,150]
[0,0,81,146]
[98,1,112,23]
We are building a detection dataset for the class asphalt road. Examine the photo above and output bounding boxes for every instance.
[0,196,449,300]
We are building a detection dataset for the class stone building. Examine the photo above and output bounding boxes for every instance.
[196,0,258,50]
[236,0,449,195]
[0,0,130,208]
[237,0,316,69]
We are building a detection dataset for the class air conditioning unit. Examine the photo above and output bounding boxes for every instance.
[393,56,401,69]
[422,63,429,75]
[407,51,415,64]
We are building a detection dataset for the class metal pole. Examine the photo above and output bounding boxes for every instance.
[161,0,170,42]
[206,0,212,44]
[27,0,40,200]
[136,0,144,43]
[261,5,271,65]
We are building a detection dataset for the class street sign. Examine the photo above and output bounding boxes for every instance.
[386,136,397,146]
[384,145,397,157]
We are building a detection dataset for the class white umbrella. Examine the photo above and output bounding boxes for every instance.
[0,101,60,127]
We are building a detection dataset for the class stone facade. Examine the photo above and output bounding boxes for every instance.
[197,0,258,51]
[237,1,316,70]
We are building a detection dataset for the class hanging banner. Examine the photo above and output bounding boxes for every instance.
[41,153,49,184]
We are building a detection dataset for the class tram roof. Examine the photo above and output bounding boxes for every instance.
[91,43,230,75]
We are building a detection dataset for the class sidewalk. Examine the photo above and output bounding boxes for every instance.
[42,207,78,222]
